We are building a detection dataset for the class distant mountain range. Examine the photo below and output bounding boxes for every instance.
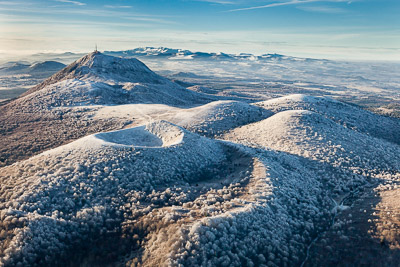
[103,47,313,61]
[0,47,318,79]
[19,47,321,64]
[0,61,66,75]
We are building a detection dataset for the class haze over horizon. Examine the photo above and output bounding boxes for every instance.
[0,0,399,61]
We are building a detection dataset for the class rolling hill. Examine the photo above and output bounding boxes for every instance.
[0,51,399,266]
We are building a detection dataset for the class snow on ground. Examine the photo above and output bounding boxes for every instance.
[0,121,228,266]
[1,94,399,266]
[255,94,400,145]
[0,52,221,167]
[96,126,164,148]
[169,100,272,137]
[61,100,272,137]
[15,52,215,108]
[223,108,400,195]
[1,47,400,267]
[126,100,271,136]
[162,149,335,267]
[4,47,400,108]
[0,119,344,266]
[137,51,400,101]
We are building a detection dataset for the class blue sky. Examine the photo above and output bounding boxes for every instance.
[0,0,399,60]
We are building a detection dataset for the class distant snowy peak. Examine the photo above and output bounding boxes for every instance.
[105,47,227,60]
[104,47,300,61]
[121,47,187,57]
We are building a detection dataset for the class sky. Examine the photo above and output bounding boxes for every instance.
[0,0,399,61]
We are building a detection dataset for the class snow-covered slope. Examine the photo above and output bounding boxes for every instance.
[90,100,272,137]
[170,100,273,136]
[224,109,400,193]
[0,52,219,168]
[1,69,399,267]
[19,51,214,107]
[0,119,355,267]
[255,94,400,145]
[4,108,397,266]
[0,121,229,265]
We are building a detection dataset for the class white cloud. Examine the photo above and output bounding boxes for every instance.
[104,5,133,9]
[0,4,175,25]
[55,0,86,6]
[227,0,349,12]
[197,0,237,3]
[297,5,347,13]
